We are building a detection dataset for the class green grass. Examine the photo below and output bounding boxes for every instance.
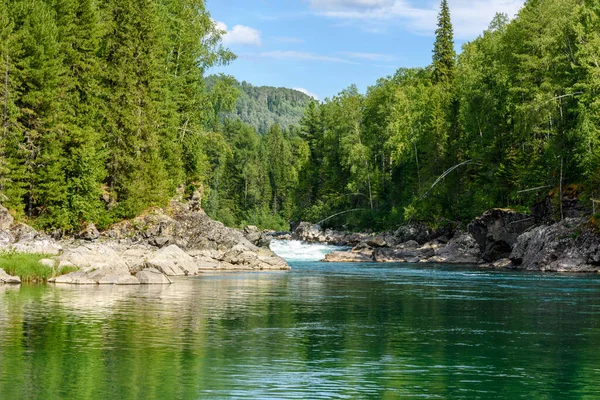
[0,252,78,283]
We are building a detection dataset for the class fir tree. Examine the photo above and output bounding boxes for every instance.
[432,0,456,84]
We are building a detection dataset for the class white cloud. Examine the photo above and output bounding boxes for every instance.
[260,51,359,64]
[340,51,395,62]
[215,21,262,46]
[294,87,320,100]
[307,0,524,39]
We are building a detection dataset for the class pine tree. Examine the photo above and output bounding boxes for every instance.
[432,0,456,84]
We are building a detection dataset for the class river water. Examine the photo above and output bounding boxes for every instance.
[1,241,600,398]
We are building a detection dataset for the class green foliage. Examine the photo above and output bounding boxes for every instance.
[295,0,600,230]
[432,0,456,84]
[0,251,78,282]
[207,75,314,134]
[0,0,234,231]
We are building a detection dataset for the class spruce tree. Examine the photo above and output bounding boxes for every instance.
[432,0,456,84]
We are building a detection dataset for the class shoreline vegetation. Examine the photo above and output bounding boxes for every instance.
[0,252,78,283]
[0,0,599,277]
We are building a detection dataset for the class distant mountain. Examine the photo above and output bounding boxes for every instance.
[206,75,315,134]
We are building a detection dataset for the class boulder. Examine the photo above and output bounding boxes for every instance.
[372,245,435,263]
[11,223,39,242]
[366,236,387,248]
[38,258,57,268]
[221,244,290,270]
[244,225,262,244]
[136,267,172,284]
[433,233,481,264]
[0,268,20,284]
[0,205,13,231]
[77,223,100,241]
[394,224,431,245]
[193,255,232,270]
[144,244,197,276]
[52,243,141,284]
[323,251,373,262]
[468,209,536,262]
[51,270,97,285]
[120,247,151,272]
[292,222,323,242]
[510,218,600,272]
[59,243,129,270]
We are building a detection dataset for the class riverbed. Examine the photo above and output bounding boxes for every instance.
[1,250,600,398]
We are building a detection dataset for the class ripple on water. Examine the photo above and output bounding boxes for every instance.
[1,262,600,398]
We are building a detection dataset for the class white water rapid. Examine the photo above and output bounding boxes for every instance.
[270,240,349,262]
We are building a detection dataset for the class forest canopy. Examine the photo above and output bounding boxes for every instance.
[1,0,599,232]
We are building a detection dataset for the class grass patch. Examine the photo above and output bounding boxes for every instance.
[0,252,78,283]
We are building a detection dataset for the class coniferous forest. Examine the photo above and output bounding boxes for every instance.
[1,0,599,232]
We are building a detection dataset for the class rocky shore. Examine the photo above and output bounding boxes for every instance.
[289,204,600,273]
[0,199,288,285]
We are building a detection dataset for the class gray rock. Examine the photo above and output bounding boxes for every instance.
[11,239,62,255]
[468,209,536,262]
[11,223,39,242]
[77,223,100,241]
[394,224,431,245]
[366,236,387,248]
[433,233,481,264]
[120,247,151,272]
[510,218,600,272]
[135,268,172,284]
[0,205,13,231]
[292,222,323,242]
[59,244,129,270]
[144,244,197,276]
[98,274,140,285]
[323,251,373,262]
[221,244,290,270]
[150,236,172,248]
[0,268,20,284]
[51,270,97,285]
[0,231,14,247]
[372,246,435,263]
[244,225,262,244]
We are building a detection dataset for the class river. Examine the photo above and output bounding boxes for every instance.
[1,241,600,398]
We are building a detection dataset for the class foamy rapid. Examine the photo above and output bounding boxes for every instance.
[270,240,349,262]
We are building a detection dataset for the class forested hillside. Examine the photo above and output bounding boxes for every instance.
[293,0,600,229]
[1,0,599,233]
[0,0,239,230]
[206,76,313,134]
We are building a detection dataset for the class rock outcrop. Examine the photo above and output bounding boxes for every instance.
[509,218,600,272]
[145,245,197,276]
[468,209,536,262]
[323,233,481,264]
[0,199,289,286]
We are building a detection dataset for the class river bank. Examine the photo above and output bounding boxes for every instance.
[287,204,600,273]
[0,196,289,285]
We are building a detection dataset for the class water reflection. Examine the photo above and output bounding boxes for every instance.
[0,263,600,398]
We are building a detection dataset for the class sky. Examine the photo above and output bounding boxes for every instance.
[207,0,525,100]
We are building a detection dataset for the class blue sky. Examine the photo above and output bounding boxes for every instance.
[207,0,524,100]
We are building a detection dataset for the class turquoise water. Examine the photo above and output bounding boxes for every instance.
[1,262,600,399]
